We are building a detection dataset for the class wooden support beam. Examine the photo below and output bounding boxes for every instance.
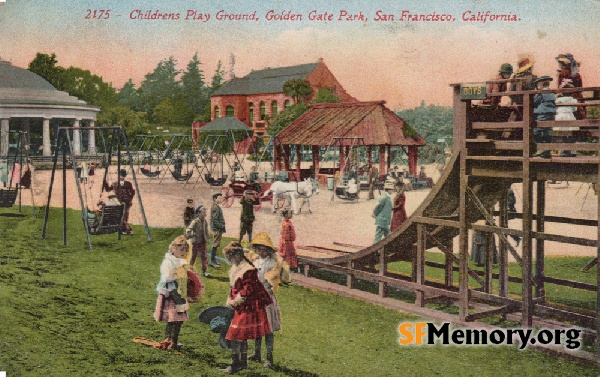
[499,189,509,298]
[596,157,600,359]
[521,92,534,328]
[346,260,354,289]
[535,180,546,302]
[426,232,485,287]
[416,224,426,307]
[467,187,524,267]
[465,304,519,322]
[379,247,387,298]
[456,85,470,321]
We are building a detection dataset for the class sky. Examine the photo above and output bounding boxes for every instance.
[0,0,599,110]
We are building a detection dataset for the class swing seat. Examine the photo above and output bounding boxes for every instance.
[205,173,228,186]
[87,204,125,235]
[334,186,358,201]
[140,167,161,177]
[171,171,193,182]
[0,188,18,207]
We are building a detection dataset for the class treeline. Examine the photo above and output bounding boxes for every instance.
[27,52,226,136]
[395,101,453,164]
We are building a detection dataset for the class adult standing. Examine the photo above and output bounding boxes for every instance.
[391,181,407,232]
[210,193,226,268]
[221,242,272,374]
[372,180,394,244]
[103,169,136,235]
[367,163,379,200]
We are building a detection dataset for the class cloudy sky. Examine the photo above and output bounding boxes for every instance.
[1,0,599,109]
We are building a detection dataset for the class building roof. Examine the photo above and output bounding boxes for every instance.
[199,117,253,133]
[0,59,56,91]
[276,101,426,147]
[0,59,99,112]
[212,63,319,96]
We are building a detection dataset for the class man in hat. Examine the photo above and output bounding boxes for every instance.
[372,179,394,244]
[484,63,513,106]
[239,190,259,242]
[210,193,226,268]
[367,163,379,200]
[185,204,211,277]
[103,169,136,234]
[532,75,556,158]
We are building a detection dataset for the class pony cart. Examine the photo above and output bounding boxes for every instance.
[219,177,276,211]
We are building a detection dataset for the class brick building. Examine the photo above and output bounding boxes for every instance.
[210,59,356,135]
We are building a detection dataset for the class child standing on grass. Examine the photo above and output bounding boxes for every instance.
[221,242,272,374]
[278,209,298,272]
[185,205,211,277]
[250,232,283,369]
[154,235,190,350]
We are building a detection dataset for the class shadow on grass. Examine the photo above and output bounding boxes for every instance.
[0,213,26,218]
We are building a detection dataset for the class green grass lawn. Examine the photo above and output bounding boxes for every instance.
[1,206,599,376]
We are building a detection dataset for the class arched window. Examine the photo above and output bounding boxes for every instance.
[271,101,278,116]
[284,99,291,109]
[214,106,220,118]
[248,102,254,122]
[260,101,266,120]
[226,105,235,117]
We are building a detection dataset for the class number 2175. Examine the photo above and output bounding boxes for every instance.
[85,9,110,19]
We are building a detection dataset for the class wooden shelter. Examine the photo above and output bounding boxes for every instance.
[275,101,425,182]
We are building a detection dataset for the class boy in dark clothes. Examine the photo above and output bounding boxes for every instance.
[239,190,259,242]
[183,198,195,228]
[210,193,225,268]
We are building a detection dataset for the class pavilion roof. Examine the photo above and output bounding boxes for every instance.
[276,101,426,147]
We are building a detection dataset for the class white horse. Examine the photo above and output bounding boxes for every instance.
[263,177,319,214]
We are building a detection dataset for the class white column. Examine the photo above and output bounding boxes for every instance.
[72,119,81,156]
[42,118,51,156]
[88,119,96,154]
[0,119,9,156]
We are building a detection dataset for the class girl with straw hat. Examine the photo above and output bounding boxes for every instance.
[249,232,285,369]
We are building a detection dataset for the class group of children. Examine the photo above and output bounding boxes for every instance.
[487,53,584,158]
[153,191,299,373]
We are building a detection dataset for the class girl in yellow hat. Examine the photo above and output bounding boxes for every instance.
[250,232,285,369]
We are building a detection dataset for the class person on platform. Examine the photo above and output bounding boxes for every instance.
[556,53,585,119]
[484,63,513,106]
[391,181,407,232]
[220,242,272,374]
[372,180,394,244]
[532,76,556,158]
[103,169,136,235]
[509,56,538,121]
